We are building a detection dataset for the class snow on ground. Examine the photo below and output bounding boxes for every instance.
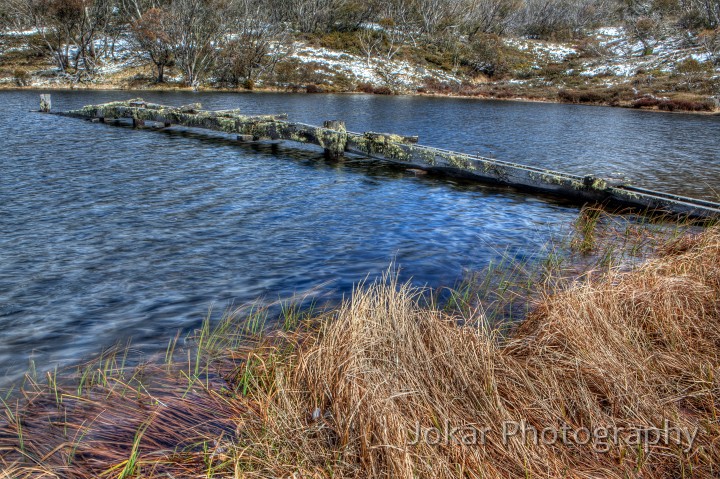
[0,29,142,83]
[579,27,719,77]
[595,27,622,37]
[0,44,32,54]
[1,31,460,89]
[501,27,717,79]
[94,36,143,74]
[62,35,142,75]
[1,26,717,89]
[0,30,35,56]
[2,29,39,36]
[288,43,463,89]
[505,37,577,63]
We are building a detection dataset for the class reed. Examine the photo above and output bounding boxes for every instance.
[1,222,719,478]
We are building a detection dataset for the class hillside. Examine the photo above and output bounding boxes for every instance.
[1,24,718,112]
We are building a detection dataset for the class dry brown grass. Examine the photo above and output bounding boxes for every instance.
[2,228,720,478]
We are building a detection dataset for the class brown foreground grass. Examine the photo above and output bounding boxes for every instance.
[1,226,720,478]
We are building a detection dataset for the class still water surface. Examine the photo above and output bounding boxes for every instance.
[1,91,718,387]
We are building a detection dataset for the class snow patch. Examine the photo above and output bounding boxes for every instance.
[1,29,39,36]
[288,43,462,89]
[595,27,622,37]
[581,27,717,77]
[506,38,577,62]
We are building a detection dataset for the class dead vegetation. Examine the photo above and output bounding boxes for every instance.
[1,223,720,478]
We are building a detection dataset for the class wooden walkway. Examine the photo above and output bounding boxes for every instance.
[48,97,720,220]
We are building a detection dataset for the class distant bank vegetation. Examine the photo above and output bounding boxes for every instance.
[0,0,718,88]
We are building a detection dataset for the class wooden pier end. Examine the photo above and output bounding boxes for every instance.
[39,94,51,113]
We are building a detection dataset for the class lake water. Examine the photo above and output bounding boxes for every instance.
[1,90,718,387]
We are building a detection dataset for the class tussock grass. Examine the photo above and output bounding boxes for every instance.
[2,227,720,478]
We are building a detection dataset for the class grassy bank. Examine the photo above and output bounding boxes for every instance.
[1,222,719,478]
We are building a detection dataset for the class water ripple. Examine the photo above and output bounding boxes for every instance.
[1,90,717,387]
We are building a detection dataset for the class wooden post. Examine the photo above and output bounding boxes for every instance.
[323,120,345,131]
[132,118,145,128]
[39,94,51,113]
[237,134,254,142]
[322,120,347,160]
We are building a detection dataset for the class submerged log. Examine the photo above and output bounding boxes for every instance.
[57,98,720,220]
[64,102,287,134]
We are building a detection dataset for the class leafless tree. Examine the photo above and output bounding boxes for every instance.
[15,0,83,71]
[384,23,406,60]
[118,0,158,20]
[461,0,522,38]
[5,0,114,73]
[168,0,227,88]
[567,0,615,32]
[215,0,291,85]
[0,0,27,32]
[131,7,173,81]
[631,15,663,53]
[515,0,574,37]
[74,0,114,73]
[679,0,720,28]
[699,27,720,63]
[0,0,13,28]
[334,0,381,30]
[358,27,383,65]
[619,0,678,53]
[412,0,462,35]
[284,0,343,32]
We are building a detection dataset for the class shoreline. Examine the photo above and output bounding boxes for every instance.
[3,83,718,116]
[1,221,718,477]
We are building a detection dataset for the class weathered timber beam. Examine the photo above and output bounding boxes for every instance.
[56,99,720,219]
[240,121,348,158]
[65,100,347,156]
[344,133,720,218]
[364,132,419,144]
[346,134,588,192]
[64,105,286,134]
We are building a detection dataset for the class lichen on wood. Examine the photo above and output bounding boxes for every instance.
[56,98,720,220]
